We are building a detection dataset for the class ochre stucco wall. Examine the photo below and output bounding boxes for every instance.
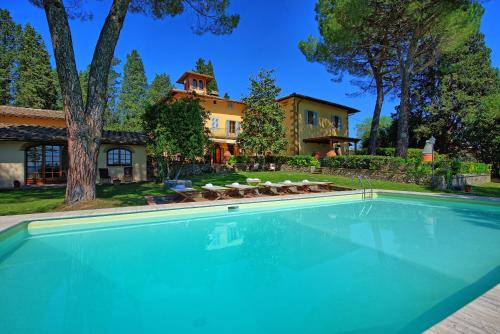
[296,99,349,155]
[0,141,26,188]
[98,144,148,182]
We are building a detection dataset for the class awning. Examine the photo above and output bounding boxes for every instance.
[303,135,361,144]
[209,138,237,144]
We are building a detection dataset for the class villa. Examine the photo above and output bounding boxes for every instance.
[0,70,360,188]
[172,71,360,163]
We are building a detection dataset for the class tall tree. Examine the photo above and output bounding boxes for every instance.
[356,116,394,149]
[299,0,397,155]
[29,0,239,205]
[237,69,287,156]
[388,0,480,157]
[15,24,57,109]
[0,9,22,105]
[80,57,121,128]
[194,58,218,93]
[412,33,500,163]
[143,96,209,180]
[117,49,147,131]
[145,73,172,106]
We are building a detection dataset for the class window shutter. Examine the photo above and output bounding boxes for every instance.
[226,120,230,136]
[211,117,219,129]
[313,112,318,126]
[338,116,342,129]
[304,110,308,125]
[236,121,241,135]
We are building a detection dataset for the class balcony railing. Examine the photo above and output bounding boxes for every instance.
[209,128,239,139]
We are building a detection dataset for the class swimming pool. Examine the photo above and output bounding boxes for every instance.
[0,194,499,333]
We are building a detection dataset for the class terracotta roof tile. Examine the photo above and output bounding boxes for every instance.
[0,105,65,119]
[0,124,146,145]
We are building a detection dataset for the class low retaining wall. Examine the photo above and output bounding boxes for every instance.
[281,165,431,184]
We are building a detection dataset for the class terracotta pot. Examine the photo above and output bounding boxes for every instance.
[422,153,433,162]
[326,150,337,158]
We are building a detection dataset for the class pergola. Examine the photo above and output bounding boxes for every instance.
[303,135,361,154]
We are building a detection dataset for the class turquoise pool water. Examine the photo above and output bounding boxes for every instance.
[0,195,499,334]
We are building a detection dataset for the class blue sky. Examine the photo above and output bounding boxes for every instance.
[2,0,499,135]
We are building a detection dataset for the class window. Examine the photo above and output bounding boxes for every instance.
[305,110,317,126]
[332,115,342,129]
[107,148,132,166]
[199,80,204,89]
[25,144,66,184]
[192,79,198,89]
[227,102,233,109]
[228,120,236,133]
[210,117,220,129]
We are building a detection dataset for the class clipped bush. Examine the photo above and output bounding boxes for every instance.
[355,147,443,161]
[287,155,320,167]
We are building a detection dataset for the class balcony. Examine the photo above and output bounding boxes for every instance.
[209,128,238,139]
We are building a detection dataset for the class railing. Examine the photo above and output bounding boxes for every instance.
[352,176,373,199]
[209,128,239,139]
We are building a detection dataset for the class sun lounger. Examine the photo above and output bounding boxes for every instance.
[302,180,334,190]
[260,181,290,195]
[279,180,307,194]
[171,186,200,202]
[202,184,232,200]
[225,183,259,197]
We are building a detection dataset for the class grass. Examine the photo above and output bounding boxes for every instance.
[0,171,497,216]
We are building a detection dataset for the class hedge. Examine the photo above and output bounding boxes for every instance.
[356,147,442,160]
[323,155,490,176]
[287,155,320,167]
[228,155,319,167]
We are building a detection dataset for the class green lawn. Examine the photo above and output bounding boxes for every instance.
[0,171,497,216]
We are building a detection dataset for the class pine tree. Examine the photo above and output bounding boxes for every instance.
[412,33,500,163]
[145,73,172,106]
[237,69,288,156]
[194,58,219,93]
[117,50,147,131]
[0,10,22,105]
[15,24,57,109]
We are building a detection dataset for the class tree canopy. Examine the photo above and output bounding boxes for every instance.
[356,116,394,149]
[237,69,288,156]
[118,49,148,132]
[145,73,172,106]
[15,24,58,109]
[143,96,209,179]
[0,9,22,105]
[299,0,398,155]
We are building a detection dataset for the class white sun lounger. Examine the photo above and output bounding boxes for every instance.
[225,183,259,197]
[202,184,232,200]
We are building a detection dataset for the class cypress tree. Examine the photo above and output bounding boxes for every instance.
[15,24,57,109]
[117,49,147,131]
[0,10,22,105]
[145,73,172,106]
[194,58,219,93]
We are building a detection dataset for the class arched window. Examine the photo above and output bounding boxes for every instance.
[199,80,204,89]
[192,79,198,89]
[107,148,132,166]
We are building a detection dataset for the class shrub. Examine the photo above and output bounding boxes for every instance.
[288,155,320,167]
[356,147,443,160]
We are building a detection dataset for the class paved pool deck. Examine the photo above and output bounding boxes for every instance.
[0,189,499,333]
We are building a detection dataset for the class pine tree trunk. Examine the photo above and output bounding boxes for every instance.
[42,0,130,204]
[65,125,100,203]
[396,68,410,157]
[368,78,384,155]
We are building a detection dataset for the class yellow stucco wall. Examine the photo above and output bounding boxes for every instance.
[173,92,244,140]
[0,141,26,188]
[98,144,148,182]
[0,115,65,127]
[283,97,350,155]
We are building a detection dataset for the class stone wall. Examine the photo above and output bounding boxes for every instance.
[281,165,432,184]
